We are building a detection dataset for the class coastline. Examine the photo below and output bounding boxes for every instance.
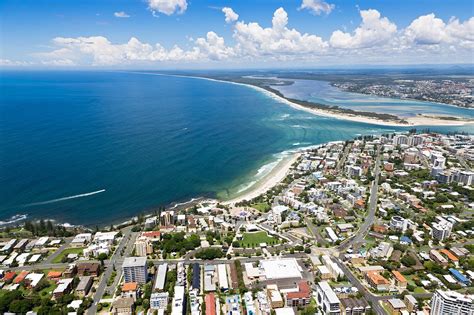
[222,152,300,205]
[125,71,474,127]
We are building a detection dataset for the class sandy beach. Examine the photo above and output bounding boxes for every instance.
[223,152,300,205]
[133,71,473,127]
[246,84,474,127]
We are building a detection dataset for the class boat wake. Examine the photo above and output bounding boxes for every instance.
[24,189,106,207]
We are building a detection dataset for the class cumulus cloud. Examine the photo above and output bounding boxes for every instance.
[232,7,328,58]
[114,11,130,18]
[404,13,474,47]
[32,7,474,66]
[299,0,335,15]
[330,9,397,49]
[147,0,187,16]
[37,33,235,66]
[222,7,239,23]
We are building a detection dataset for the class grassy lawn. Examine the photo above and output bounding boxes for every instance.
[250,202,271,212]
[239,231,278,247]
[414,287,427,294]
[39,281,57,297]
[52,247,84,263]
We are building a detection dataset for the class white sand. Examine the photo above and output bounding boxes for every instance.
[223,153,300,205]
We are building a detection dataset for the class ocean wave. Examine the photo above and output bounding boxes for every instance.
[170,197,201,209]
[0,214,28,226]
[24,189,106,207]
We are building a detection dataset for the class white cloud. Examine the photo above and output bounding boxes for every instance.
[147,0,187,16]
[404,14,474,47]
[330,9,397,49]
[32,7,474,66]
[0,59,32,66]
[114,11,130,18]
[222,7,239,23]
[299,0,335,15]
[232,7,328,58]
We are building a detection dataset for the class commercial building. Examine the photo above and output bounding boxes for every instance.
[123,257,147,284]
[259,258,303,280]
[430,290,474,315]
[316,281,341,315]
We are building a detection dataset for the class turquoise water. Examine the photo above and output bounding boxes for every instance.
[271,79,474,119]
[0,71,472,226]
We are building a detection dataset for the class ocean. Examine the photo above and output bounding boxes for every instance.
[0,71,472,226]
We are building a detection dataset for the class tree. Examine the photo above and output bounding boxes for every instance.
[98,253,108,266]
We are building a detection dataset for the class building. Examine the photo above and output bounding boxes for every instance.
[430,290,474,315]
[340,298,371,315]
[154,263,167,291]
[404,295,418,313]
[365,271,390,292]
[386,298,406,314]
[123,257,147,284]
[77,262,100,277]
[112,297,134,315]
[150,292,169,310]
[286,281,311,307]
[392,271,407,289]
[205,293,216,315]
[432,219,453,241]
[121,282,139,301]
[449,268,470,286]
[134,237,152,257]
[430,249,448,266]
[266,284,284,309]
[192,263,200,291]
[390,216,409,232]
[217,264,229,292]
[53,278,74,299]
[171,285,186,315]
[75,276,93,297]
[316,281,341,315]
[259,258,303,280]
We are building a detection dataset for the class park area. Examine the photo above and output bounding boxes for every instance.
[239,231,279,247]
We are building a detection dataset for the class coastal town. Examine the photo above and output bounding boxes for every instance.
[0,131,473,315]
[333,79,474,109]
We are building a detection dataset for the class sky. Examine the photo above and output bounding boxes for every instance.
[1,0,473,68]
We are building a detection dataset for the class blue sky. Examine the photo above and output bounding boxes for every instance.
[1,0,473,68]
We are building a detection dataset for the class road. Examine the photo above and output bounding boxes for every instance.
[304,217,328,246]
[43,237,73,264]
[337,146,381,252]
[87,227,135,315]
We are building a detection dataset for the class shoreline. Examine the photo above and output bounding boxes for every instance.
[222,152,300,205]
[124,71,474,127]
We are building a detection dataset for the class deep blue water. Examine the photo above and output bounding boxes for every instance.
[1,71,473,226]
[272,79,474,119]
